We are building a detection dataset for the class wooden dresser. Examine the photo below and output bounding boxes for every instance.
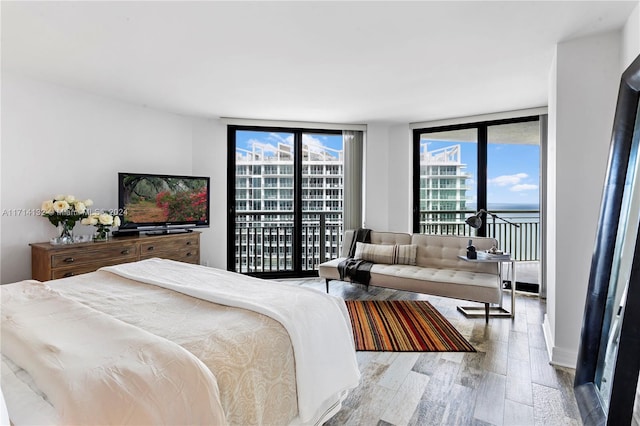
[30,232,200,281]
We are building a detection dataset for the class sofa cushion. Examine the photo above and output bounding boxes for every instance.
[354,242,395,264]
[411,234,498,274]
[394,244,417,266]
[371,263,499,289]
[341,230,412,257]
[370,231,412,245]
[368,264,501,304]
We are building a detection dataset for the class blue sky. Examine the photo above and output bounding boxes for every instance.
[487,143,540,206]
[236,131,343,154]
[426,140,540,207]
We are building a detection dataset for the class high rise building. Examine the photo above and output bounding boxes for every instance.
[234,140,343,272]
[419,143,471,230]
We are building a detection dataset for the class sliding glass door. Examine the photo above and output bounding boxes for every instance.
[228,126,344,277]
[413,116,541,261]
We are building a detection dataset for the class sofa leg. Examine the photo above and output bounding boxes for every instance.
[325,279,330,293]
[485,303,490,323]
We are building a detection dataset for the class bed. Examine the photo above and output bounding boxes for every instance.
[0,258,361,425]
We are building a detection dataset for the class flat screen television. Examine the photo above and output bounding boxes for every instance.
[117,172,210,235]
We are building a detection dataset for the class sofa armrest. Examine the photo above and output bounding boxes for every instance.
[341,230,356,257]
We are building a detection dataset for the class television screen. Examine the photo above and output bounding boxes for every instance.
[118,172,210,233]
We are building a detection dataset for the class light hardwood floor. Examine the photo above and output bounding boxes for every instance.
[279,278,581,426]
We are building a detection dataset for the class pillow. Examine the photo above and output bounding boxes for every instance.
[394,244,417,265]
[354,242,395,264]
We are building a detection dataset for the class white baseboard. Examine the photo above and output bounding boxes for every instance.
[550,347,577,369]
[542,314,578,368]
[542,314,554,358]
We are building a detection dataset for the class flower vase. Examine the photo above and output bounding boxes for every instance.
[94,225,110,242]
[57,221,74,244]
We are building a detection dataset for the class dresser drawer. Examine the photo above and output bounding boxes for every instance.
[139,235,199,256]
[141,248,199,264]
[52,258,138,280]
[51,244,138,268]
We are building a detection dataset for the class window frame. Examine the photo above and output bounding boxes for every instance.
[412,115,541,235]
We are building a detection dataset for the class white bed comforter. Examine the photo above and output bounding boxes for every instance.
[1,280,226,425]
[102,258,361,424]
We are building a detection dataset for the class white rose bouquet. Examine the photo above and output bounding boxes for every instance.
[41,195,92,243]
[82,211,121,241]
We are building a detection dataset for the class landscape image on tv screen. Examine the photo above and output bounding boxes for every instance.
[121,174,209,225]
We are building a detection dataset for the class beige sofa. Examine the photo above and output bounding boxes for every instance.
[318,230,502,322]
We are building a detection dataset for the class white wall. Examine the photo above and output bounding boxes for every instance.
[364,123,412,233]
[191,119,228,269]
[622,3,640,69]
[363,124,391,230]
[544,31,622,367]
[1,73,198,283]
[387,124,412,233]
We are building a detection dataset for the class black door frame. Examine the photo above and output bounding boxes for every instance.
[227,125,341,278]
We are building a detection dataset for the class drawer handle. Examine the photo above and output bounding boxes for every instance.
[186,241,192,246]
[63,272,74,278]
[64,257,75,263]
[147,246,154,251]
[186,252,192,257]
[121,249,130,255]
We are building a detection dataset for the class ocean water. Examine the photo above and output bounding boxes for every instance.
[465,203,540,227]
[467,202,539,211]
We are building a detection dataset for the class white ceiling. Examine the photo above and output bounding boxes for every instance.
[2,1,638,125]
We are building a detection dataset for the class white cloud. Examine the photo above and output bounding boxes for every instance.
[489,173,528,186]
[511,184,538,192]
[302,134,326,154]
[266,132,293,145]
[248,139,278,153]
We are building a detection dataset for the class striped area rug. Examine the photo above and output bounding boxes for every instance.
[345,300,475,352]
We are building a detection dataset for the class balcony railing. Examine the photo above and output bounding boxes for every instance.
[233,208,540,274]
[419,209,540,261]
[233,211,344,274]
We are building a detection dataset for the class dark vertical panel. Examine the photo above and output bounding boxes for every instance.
[477,125,488,237]
[227,126,238,271]
[412,129,422,233]
[293,132,303,273]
